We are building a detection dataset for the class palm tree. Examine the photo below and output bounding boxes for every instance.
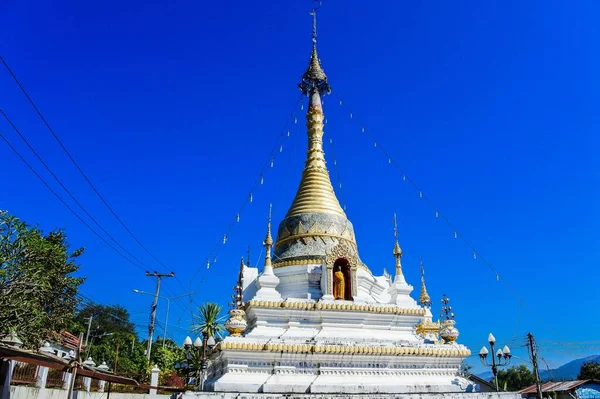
[192,302,224,338]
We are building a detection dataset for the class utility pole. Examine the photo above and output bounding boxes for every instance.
[66,333,84,399]
[114,344,119,374]
[84,315,93,347]
[144,271,174,363]
[527,333,544,399]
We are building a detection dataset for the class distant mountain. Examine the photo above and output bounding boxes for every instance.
[540,355,600,381]
[475,355,600,382]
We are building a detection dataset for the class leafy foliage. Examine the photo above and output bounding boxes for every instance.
[495,364,537,391]
[578,361,600,380]
[0,212,84,348]
[192,302,224,338]
[150,339,185,373]
[70,303,185,374]
[72,303,136,337]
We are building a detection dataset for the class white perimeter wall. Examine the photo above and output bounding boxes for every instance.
[10,386,525,399]
[183,392,524,399]
[9,386,171,399]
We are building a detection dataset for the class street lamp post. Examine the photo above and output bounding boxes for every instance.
[479,333,512,392]
[182,334,216,391]
[133,290,195,349]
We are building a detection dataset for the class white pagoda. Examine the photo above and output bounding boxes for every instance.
[208,10,473,395]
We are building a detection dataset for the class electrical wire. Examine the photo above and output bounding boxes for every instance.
[0,108,151,270]
[334,92,568,343]
[0,56,175,280]
[0,129,146,271]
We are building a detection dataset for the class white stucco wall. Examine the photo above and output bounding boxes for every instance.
[9,386,171,399]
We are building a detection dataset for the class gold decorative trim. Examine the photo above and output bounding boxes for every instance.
[272,257,370,272]
[246,299,426,315]
[415,320,441,337]
[275,233,357,248]
[219,341,471,357]
[272,258,323,268]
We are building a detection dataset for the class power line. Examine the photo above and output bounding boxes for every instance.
[0,129,146,271]
[0,118,187,313]
[185,94,304,292]
[333,92,569,344]
[0,56,172,276]
[0,57,196,312]
[0,108,150,270]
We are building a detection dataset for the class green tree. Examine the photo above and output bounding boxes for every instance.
[578,361,600,380]
[83,331,146,374]
[0,212,84,348]
[150,339,184,373]
[71,303,147,374]
[495,365,536,391]
[71,303,136,337]
[192,302,224,338]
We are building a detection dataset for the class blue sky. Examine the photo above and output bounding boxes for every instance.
[2,1,599,373]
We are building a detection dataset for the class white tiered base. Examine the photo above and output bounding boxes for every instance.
[206,299,473,394]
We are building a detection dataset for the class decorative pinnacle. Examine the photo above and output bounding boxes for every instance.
[263,204,273,267]
[392,213,403,280]
[419,257,432,307]
[440,294,455,321]
[393,213,402,255]
[231,257,244,309]
[298,7,330,95]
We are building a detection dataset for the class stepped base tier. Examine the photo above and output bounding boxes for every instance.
[208,278,473,394]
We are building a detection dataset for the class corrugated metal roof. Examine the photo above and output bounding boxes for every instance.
[521,380,590,393]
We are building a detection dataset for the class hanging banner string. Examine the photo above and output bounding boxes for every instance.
[334,93,514,290]
[326,130,347,212]
[333,92,572,343]
[187,94,304,291]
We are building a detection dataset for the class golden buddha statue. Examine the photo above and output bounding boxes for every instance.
[333,265,345,299]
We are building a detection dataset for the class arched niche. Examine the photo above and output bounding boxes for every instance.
[333,258,353,301]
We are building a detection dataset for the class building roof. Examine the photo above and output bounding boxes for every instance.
[521,380,600,394]
[468,374,503,391]
[0,344,137,385]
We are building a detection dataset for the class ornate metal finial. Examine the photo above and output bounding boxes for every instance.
[311,4,318,45]
[440,294,455,321]
[263,204,273,267]
[419,257,432,307]
[246,245,251,267]
[298,4,330,95]
[231,257,245,309]
[392,213,403,279]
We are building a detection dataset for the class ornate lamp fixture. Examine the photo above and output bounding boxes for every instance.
[439,294,460,344]
[180,335,217,391]
[479,333,512,392]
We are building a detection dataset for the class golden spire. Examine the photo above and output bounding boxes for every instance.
[286,7,344,218]
[263,204,273,268]
[393,213,403,280]
[419,257,432,307]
